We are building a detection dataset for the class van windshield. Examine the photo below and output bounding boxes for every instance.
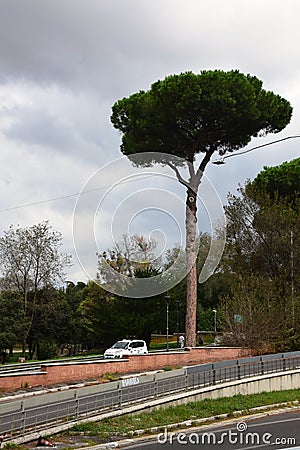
[112,341,129,349]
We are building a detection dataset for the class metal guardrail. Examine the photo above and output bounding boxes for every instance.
[1,351,300,441]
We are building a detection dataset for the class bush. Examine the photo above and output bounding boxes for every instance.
[37,341,57,360]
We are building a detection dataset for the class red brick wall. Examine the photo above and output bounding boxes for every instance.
[0,347,251,392]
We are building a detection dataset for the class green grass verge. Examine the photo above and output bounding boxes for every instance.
[62,388,300,440]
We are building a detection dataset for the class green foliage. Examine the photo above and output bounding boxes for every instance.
[2,444,27,450]
[0,291,25,350]
[224,183,299,282]
[275,328,300,352]
[111,70,292,160]
[79,281,121,348]
[222,171,300,351]
[28,283,88,359]
[0,221,71,356]
[36,340,57,360]
[197,307,217,332]
[252,157,300,203]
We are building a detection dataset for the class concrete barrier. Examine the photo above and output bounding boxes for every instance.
[0,347,251,391]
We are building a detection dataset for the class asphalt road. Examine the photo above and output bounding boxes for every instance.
[124,411,300,449]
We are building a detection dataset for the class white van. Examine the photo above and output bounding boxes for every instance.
[104,339,148,359]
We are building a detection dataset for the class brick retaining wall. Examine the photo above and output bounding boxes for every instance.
[0,347,251,392]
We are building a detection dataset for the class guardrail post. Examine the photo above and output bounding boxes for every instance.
[260,358,264,375]
[118,381,122,407]
[237,364,241,380]
[154,373,158,398]
[74,390,79,419]
[212,366,216,385]
[21,401,26,436]
[185,368,189,391]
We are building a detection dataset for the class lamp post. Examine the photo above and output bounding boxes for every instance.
[165,295,171,352]
[212,309,217,334]
[291,230,295,328]
[175,299,180,347]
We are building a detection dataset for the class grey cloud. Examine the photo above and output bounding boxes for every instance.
[3,106,79,150]
[0,90,119,163]
[0,0,172,98]
[1,0,300,284]
[2,0,298,100]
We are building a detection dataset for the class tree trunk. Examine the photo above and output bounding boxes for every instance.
[185,188,198,347]
[28,337,35,360]
[22,338,26,358]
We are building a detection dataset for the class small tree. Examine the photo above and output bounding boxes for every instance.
[98,233,160,281]
[220,275,288,353]
[0,221,71,356]
[111,70,292,346]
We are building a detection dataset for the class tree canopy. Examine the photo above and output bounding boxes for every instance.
[111,70,292,162]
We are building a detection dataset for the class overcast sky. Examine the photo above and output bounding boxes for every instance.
[0,0,299,284]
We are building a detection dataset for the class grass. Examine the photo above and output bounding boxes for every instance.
[2,445,27,450]
[149,341,179,351]
[149,335,214,351]
[60,388,300,441]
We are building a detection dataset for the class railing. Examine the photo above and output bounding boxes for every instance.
[1,351,300,442]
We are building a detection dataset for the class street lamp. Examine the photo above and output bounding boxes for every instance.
[175,299,180,347]
[212,309,217,334]
[165,295,171,352]
[291,230,295,327]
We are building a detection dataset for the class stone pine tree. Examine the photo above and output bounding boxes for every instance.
[111,70,292,347]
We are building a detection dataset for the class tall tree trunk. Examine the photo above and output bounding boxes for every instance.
[22,337,26,358]
[185,188,198,347]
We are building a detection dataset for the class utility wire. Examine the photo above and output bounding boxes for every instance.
[0,173,159,213]
[212,134,300,164]
[224,134,300,160]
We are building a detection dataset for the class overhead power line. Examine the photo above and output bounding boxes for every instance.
[212,134,300,164]
[0,173,157,213]
[225,134,300,159]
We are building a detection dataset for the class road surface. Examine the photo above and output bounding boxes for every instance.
[124,410,300,449]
